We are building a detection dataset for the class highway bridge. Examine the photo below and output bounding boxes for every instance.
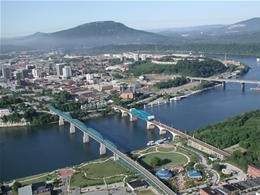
[48,105,177,195]
[187,77,260,89]
[112,105,231,159]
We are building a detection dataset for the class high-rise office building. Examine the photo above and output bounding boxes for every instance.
[133,53,139,61]
[56,63,65,76]
[32,68,42,78]
[22,69,30,79]
[62,66,72,79]
[2,67,12,80]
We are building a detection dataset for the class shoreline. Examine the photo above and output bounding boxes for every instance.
[0,85,220,128]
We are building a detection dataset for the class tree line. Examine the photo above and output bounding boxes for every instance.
[190,109,260,172]
[127,58,227,77]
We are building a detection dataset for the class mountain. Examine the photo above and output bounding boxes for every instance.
[1,18,259,54]
[1,32,46,46]
[153,18,260,37]
[1,21,168,52]
[214,17,260,34]
[148,24,227,34]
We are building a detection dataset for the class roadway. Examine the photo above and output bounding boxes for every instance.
[114,150,176,195]
[112,105,230,158]
[187,77,260,85]
[151,120,231,158]
[50,106,177,195]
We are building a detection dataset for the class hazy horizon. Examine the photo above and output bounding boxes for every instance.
[1,1,260,38]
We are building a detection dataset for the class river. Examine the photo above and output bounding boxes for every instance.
[0,54,259,181]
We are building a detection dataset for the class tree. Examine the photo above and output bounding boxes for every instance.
[12,181,21,193]
[150,156,162,166]
[212,163,222,172]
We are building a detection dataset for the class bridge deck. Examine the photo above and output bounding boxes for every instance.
[113,105,231,158]
[188,77,260,84]
[49,105,176,195]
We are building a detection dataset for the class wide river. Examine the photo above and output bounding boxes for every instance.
[1,54,260,181]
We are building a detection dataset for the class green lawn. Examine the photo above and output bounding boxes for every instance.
[138,152,188,170]
[18,172,58,186]
[70,172,104,187]
[81,160,129,178]
[137,147,157,154]
[70,159,131,187]
[105,176,125,184]
[136,189,155,195]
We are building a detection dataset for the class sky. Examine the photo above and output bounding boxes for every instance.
[1,1,260,38]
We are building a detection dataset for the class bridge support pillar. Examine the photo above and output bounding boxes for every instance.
[241,83,245,90]
[146,121,155,129]
[222,81,226,89]
[159,127,166,135]
[130,114,137,121]
[83,132,89,143]
[121,111,128,117]
[100,143,106,155]
[113,153,119,161]
[59,116,64,126]
[70,123,75,134]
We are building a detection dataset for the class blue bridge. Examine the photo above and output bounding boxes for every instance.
[112,105,231,159]
[48,105,176,195]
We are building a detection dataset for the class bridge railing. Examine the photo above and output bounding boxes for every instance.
[49,105,175,195]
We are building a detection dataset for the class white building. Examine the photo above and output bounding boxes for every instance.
[133,53,139,61]
[141,54,146,61]
[32,68,42,78]
[62,66,72,79]
[86,73,93,81]
[0,109,11,117]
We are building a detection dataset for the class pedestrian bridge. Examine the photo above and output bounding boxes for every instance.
[48,105,176,195]
[112,105,231,160]
[130,108,155,121]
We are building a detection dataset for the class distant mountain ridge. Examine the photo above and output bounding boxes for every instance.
[1,21,168,51]
[1,18,260,53]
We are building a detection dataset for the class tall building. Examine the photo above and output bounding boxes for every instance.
[62,66,72,79]
[22,69,30,79]
[2,67,12,80]
[56,63,65,76]
[32,68,42,78]
[141,54,146,61]
[133,53,139,61]
[86,73,93,81]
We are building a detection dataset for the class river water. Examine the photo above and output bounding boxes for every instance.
[1,54,259,181]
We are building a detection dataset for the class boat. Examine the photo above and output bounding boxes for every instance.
[257,58,260,62]
[147,140,155,146]
[170,96,181,101]
[250,84,260,91]
[250,88,260,91]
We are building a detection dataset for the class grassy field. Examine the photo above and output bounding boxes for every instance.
[136,189,156,195]
[70,172,104,187]
[157,147,176,152]
[138,152,188,170]
[70,159,132,187]
[18,172,58,186]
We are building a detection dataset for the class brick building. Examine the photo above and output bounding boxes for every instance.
[247,164,260,178]
[120,88,135,99]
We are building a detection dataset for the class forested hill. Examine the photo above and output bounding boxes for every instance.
[191,109,260,172]
[127,58,227,77]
